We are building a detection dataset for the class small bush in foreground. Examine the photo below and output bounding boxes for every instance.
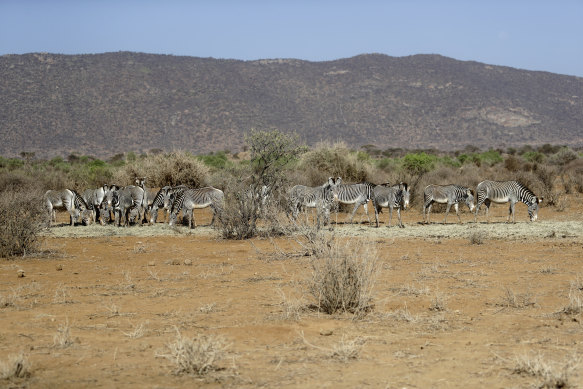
[0,186,46,258]
[158,329,228,376]
[308,238,379,315]
[0,353,31,380]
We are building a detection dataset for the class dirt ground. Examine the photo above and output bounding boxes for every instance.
[2,196,583,388]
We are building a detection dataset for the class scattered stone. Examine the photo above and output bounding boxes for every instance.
[17,269,25,278]
[319,329,333,336]
[171,259,181,265]
[56,264,63,271]
[148,261,156,267]
[184,259,193,266]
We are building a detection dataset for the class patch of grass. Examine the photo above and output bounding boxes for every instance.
[330,336,366,363]
[123,321,148,339]
[513,352,579,388]
[498,288,536,309]
[308,238,379,316]
[0,352,32,380]
[157,329,228,376]
[53,319,73,348]
[469,231,486,245]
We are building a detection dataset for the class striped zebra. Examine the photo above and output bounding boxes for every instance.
[168,187,224,228]
[149,186,171,224]
[474,180,543,223]
[99,184,120,225]
[135,177,156,224]
[423,184,475,224]
[288,177,339,226]
[332,180,375,225]
[44,189,92,226]
[82,184,110,224]
[112,185,146,227]
[372,183,410,228]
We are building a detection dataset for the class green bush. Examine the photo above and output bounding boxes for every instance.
[401,152,435,176]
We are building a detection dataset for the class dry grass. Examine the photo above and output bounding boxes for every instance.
[53,319,73,348]
[123,321,148,339]
[513,352,580,388]
[157,329,228,376]
[498,287,536,309]
[330,336,366,363]
[308,238,379,316]
[0,352,32,380]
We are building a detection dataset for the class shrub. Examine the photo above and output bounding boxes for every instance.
[219,129,306,239]
[0,353,31,380]
[522,151,545,164]
[0,178,46,258]
[159,329,227,376]
[401,152,435,176]
[308,238,378,315]
[299,142,370,185]
[112,151,210,188]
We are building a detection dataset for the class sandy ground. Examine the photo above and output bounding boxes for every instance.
[1,196,583,388]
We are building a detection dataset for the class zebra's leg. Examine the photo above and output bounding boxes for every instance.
[374,205,381,228]
[425,203,433,224]
[387,206,393,227]
[484,199,491,223]
[454,203,461,223]
[349,202,361,224]
[508,201,516,224]
[363,200,371,225]
[397,207,403,228]
[444,203,452,224]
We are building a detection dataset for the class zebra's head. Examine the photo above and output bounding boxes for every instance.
[400,182,410,209]
[80,209,93,225]
[527,197,543,221]
[465,189,476,212]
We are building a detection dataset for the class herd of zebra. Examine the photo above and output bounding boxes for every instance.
[43,177,543,229]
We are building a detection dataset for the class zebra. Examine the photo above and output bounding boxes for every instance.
[332,180,375,225]
[474,180,543,223]
[163,185,189,222]
[135,177,157,223]
[422,184,475,224]
[99,184,120,225]
[149,186,171,224]
[372,182,410,228]
[168,187,224,229]
[112,185,146,227]
[288,177,339,226]
[82,184,109,224]
[44,189,92,226]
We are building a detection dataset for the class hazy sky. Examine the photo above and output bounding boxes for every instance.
[1,1,582,77]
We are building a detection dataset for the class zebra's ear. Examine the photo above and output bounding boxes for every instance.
[538,197,544,203]
[466,189,471,196]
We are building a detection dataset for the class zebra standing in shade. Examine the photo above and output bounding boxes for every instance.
[135,177,156,224]
[474,180,543,223]
[168,187,224,228]
[423,184,475,224]
[332,180,375,225]
[372,182,410,228]
[288,177,339,226]
[44,189,92,226]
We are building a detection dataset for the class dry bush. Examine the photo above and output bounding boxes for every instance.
[562,159,583,194]
[0,352,31,380]
[513,352,579,388]
[0,178,46,258]
[469,231,486,245]
[112,151,210,188]
[498,288,536,309]
[557,283,583,316]
[158,329,228,376]
[330,336,366,362]
[308,238,379,315]
[298,142,372,186]
[53,319,73,348]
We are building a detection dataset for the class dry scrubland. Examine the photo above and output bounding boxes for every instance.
[2,196,583,388]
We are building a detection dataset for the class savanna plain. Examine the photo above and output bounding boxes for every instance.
[2,198,583,389]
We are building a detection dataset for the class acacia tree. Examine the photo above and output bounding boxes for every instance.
[219,129,307,239]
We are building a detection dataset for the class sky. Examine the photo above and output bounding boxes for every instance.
[1,1,582,77]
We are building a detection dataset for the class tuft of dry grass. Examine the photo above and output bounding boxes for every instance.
[308,238,379,316]
[53,319,73,348]
[330,336,366,363]
[513,352,579,388]
[0,352,32,380]
[469,231,486,245]
[498,287,536,309]
[123,321,148,339]
[557,283,583,316]
[157,329,228,376]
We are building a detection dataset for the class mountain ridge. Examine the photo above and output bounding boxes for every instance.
[1,51,581,158]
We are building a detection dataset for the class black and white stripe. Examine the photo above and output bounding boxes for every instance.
[474,180,543,223]
[372,183,410,228]
[423,184,475,224]
[332,181,375,225]
[169,187,224,228]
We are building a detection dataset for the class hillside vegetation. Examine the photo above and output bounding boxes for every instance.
[0,52,582,158]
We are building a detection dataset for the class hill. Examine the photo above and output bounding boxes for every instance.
[0,52,581,158]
